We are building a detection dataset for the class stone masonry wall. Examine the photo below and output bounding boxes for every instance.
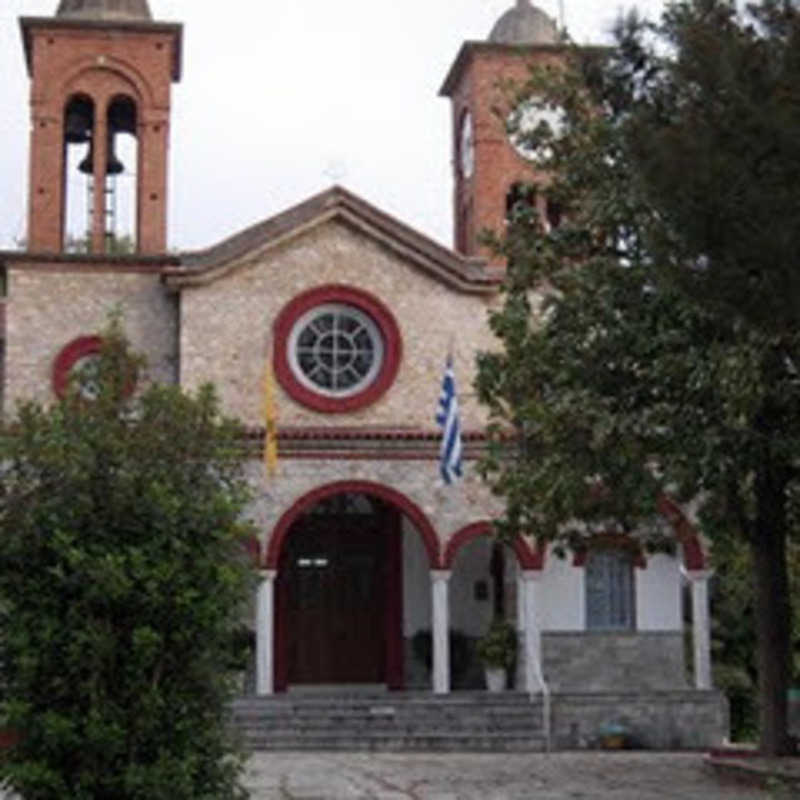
[5,267,178,411]
[244,455,504,562]
[552,691,729,750]
[542,632,690,692]
[179,220,501,430]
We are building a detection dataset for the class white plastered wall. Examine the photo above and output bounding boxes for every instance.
[635,553,682,631]
[402,516,431,637]
[448,537,495,637]
[536,549,682,632]
[538,552,584,631]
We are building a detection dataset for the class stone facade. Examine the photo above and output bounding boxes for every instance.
[178,220,500,430]
[552,691,729,750]
[244,457,503,559]
[4,265,177,409]
[542,632,689,692]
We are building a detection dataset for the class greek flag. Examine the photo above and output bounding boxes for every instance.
[436,355,463,484]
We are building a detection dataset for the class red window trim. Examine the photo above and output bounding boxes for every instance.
[573,534,647,570]
[273,284,402,413]
[52,335,137,400]
[52,335,104,398]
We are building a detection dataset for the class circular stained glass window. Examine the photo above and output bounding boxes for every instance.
[287,303,384,397]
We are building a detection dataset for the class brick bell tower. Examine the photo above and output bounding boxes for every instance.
[20,0,182,255]
[440,0,565,262]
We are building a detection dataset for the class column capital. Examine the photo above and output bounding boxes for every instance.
[258,568,278,582]
[430,569,452,582]
[684,569,714,583]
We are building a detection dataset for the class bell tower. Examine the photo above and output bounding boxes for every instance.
[20,0,182,254]
[440,0,563,262]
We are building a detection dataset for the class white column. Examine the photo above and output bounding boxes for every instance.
[686,570,714,690]
[431,570,452,695]
[255,569,277,696]
[520,570,543,695]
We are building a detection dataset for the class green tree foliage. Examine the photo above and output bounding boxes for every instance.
[0,322,254,799]
[477,0,800,755]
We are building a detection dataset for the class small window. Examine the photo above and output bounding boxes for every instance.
[585,549,635,631]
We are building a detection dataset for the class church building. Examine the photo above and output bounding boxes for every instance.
[1,0,727,748]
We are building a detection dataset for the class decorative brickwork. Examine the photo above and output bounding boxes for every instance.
[441,43,566,261]
[21,14,181,253]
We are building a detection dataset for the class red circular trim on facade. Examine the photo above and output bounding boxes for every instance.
[443,521,544,571]
[272,284,402,413]
[52,335,103,398]
[52,335,137,400]
[265,480,439,569]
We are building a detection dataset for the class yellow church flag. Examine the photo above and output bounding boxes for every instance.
[263,355,278,477]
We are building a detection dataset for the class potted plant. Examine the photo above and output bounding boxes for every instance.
[476,620,517,692]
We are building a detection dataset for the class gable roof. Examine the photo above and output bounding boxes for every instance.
[162,186,501,295]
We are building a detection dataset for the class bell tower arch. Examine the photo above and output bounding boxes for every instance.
[20,0,182,254]
[439,0,564,264]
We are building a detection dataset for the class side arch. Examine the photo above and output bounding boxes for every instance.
[265,480,440,569]
[442,520,544,571]
[656,494,707,570]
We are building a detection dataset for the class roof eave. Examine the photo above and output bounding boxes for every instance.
[162,187,499,295]
[19,16,183,80]
[439,40,575,97]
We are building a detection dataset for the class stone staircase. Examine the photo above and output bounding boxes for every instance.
[231,691,545,751]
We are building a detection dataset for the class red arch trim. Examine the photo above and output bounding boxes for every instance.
[442,521,544,571]
[52,335,103,398]
[572,535,648,569]
[656,494,707,570]
[264,480,439,569]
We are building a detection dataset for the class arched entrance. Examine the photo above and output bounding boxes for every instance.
[270,482,439,692]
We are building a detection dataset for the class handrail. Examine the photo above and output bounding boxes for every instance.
[530,650,552,752]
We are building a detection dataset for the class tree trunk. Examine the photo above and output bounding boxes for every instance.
[752,474,793,756]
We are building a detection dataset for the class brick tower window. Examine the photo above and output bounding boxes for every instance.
[63,94,95,251]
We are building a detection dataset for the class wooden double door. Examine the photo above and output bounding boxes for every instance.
[275,503,403,689]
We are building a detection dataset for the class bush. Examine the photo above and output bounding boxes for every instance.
[0,322,254,800]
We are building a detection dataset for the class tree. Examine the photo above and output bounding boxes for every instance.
[477,0,800,755]
[0,321,254,799]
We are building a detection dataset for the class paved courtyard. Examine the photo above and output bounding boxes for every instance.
[242,751,772,799]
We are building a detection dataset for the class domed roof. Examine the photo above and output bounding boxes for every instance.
[55,0,152,21]
[489,0,558,45]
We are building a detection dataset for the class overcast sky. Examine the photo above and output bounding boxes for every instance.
[0,0,666,253]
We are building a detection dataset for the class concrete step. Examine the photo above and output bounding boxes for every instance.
[230,692,546,752]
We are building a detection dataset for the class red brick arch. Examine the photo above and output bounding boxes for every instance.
[60,57,153,108]
[442,521,544,571]
[264,480,439,569]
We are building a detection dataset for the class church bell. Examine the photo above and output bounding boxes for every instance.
[77,132,125,176]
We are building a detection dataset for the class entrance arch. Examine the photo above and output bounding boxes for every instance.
[266,480,439,569]
[269,481,439,692]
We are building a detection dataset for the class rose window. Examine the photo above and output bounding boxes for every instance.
[288,304,384,397]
